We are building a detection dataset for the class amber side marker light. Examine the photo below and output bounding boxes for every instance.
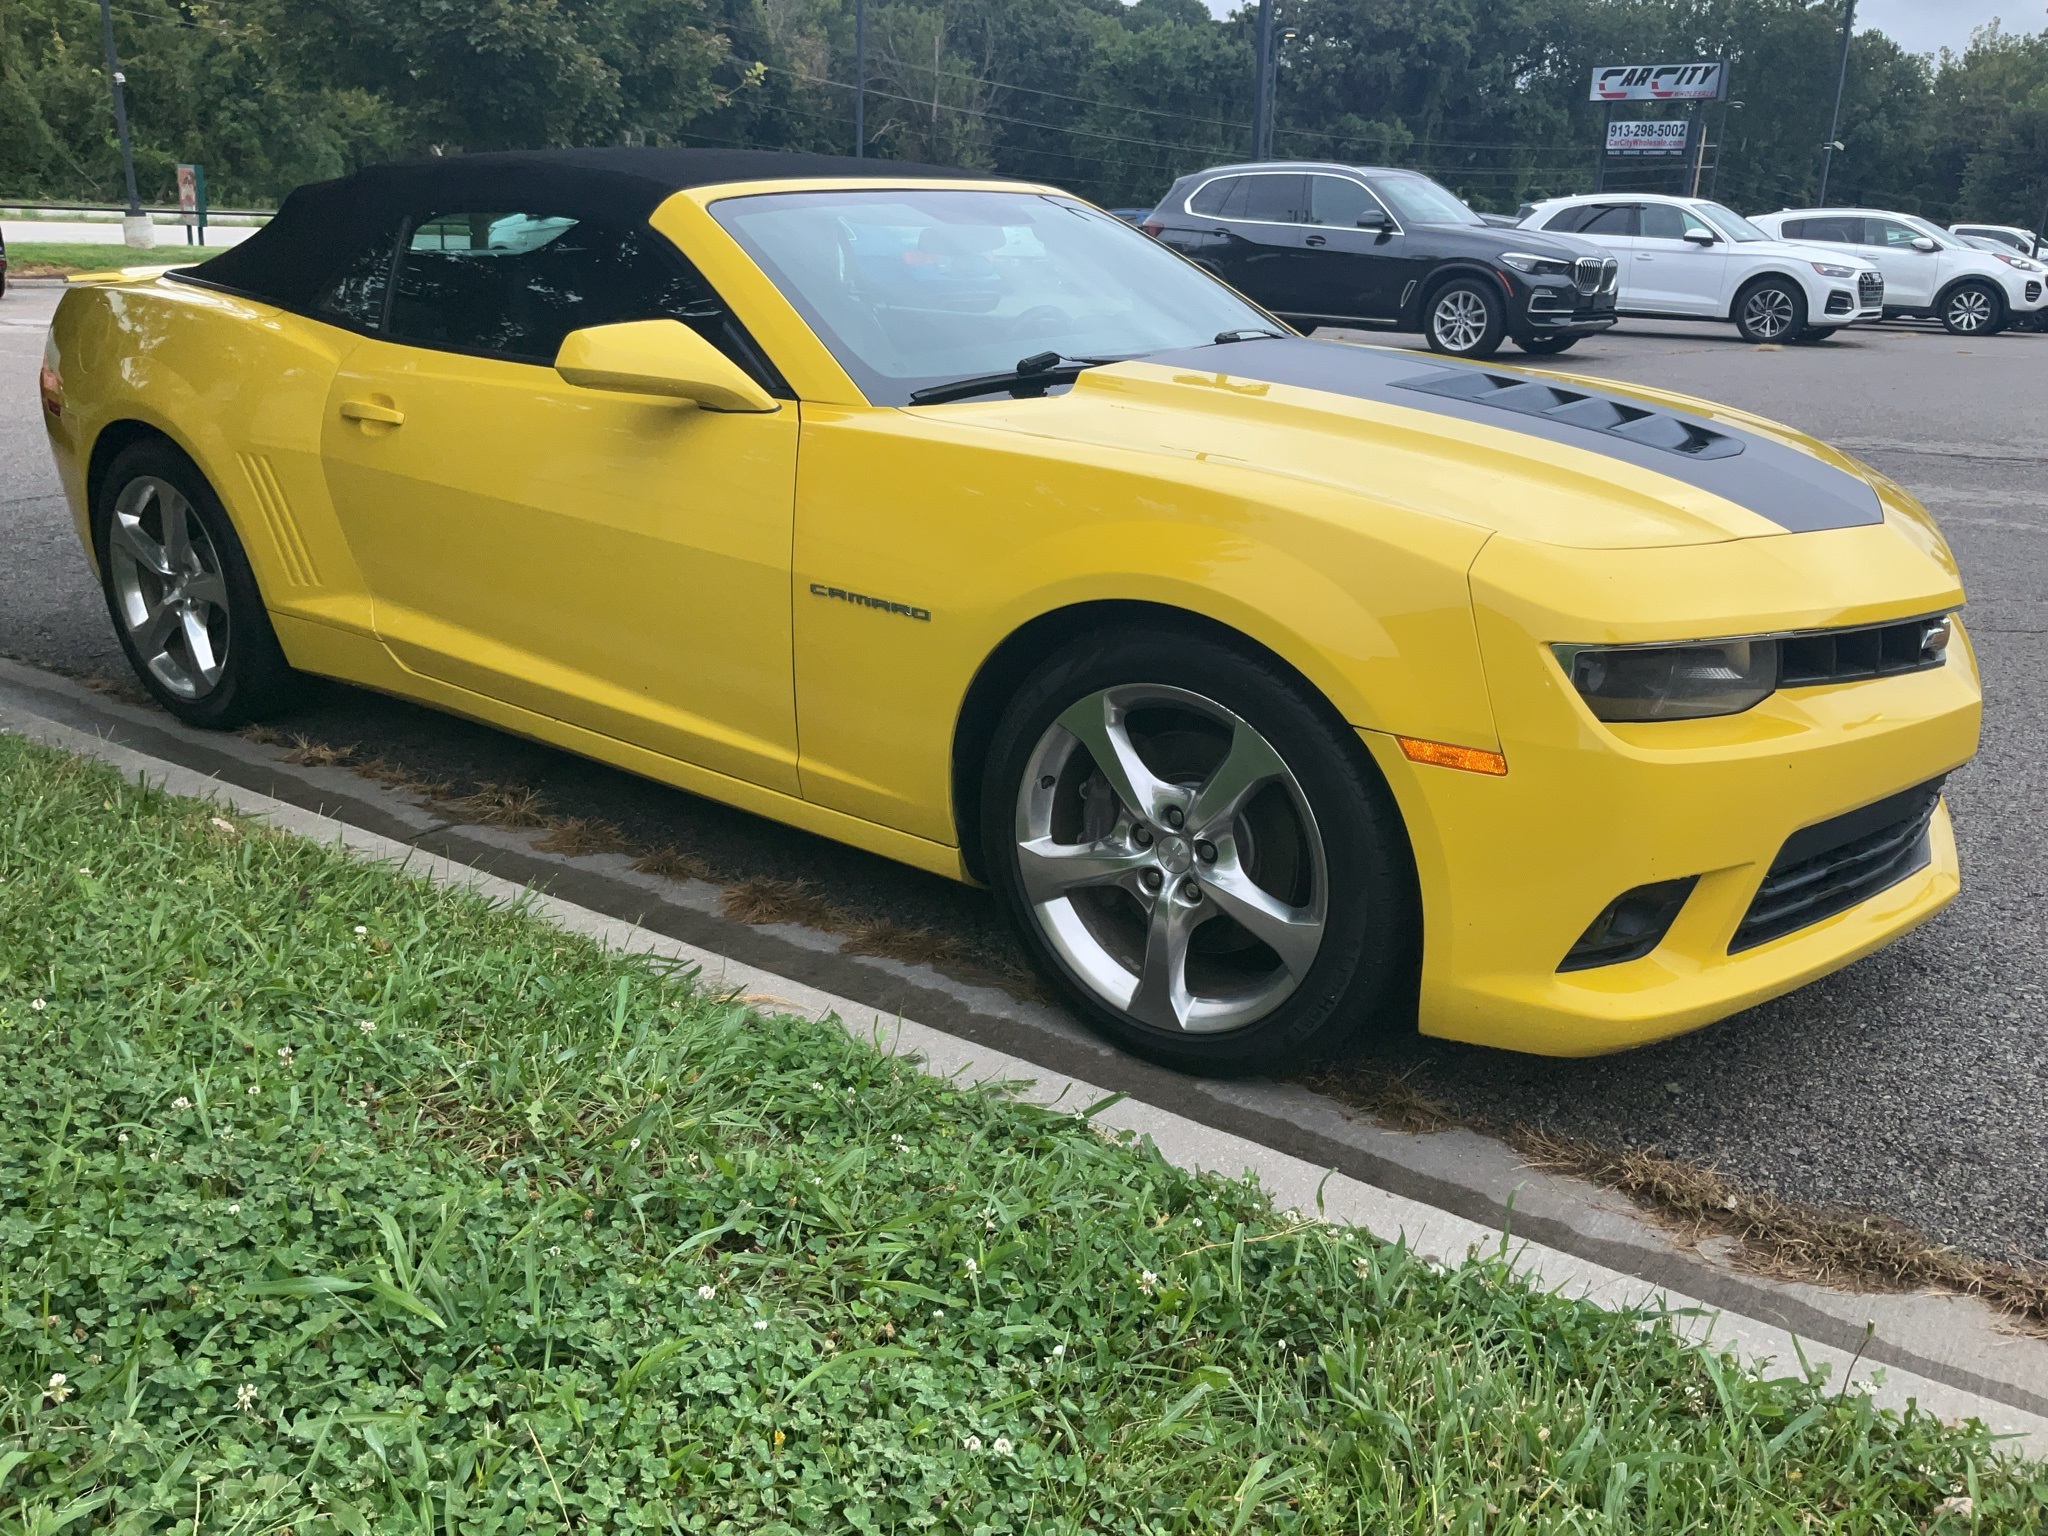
[1395,736,1508,776]
[38,361,63,419]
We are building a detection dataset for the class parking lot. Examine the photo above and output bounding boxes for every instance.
[4,281,2044,1267]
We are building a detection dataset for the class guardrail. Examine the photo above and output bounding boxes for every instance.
[1,200,272,218]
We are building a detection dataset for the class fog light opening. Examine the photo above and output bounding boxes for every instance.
[1558,876,1699,972]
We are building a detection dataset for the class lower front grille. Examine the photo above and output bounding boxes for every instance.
[1730,777,1945,952]
[2029,281,2043,302]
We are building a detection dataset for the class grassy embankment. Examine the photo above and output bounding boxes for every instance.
[0,732,2041,1531]
[4,241,203,277]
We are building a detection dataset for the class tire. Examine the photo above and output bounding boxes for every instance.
[1939,281,2004,336]
[980,628,1418,1076]
[1789,325,1836,345]
[1732,277,1806,343]
[93,436,307,728]
[1423,277,1506,358]
[1512,334,1579,356]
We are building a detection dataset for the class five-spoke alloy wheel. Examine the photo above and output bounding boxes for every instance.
[93,437,305,727]
[984,629,1417,1074]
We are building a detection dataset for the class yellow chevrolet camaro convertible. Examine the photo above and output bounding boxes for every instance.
[41,148,1980,1073]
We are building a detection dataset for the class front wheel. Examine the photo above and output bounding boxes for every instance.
[94,437,308,728]
[1940,281,2004,336]
[1733,278,1806,343]
[1513,334,1580,356]
[1424,278,1506,358]
[981,629,1418,1075]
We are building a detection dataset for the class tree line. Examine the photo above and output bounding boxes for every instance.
[3,0,2044,226]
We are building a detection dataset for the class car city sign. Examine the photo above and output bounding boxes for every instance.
[1605,120,1691,155]
[1590,63,1727,101]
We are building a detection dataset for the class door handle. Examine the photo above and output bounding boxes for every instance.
[339,398,405,426]
[1305,234,1327,247]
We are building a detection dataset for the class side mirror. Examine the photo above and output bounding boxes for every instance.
[1911,236,1939,252]
[1356,208,1390,230]
[1682,229,1718,245]
[554,319,778,412]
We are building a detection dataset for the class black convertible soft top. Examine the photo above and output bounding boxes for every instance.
[183,147,999,311]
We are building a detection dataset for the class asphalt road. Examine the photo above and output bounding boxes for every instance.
[4,281,2044,1265]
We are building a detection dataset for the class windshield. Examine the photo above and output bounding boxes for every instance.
[710,189,1275,406]
[1693,203,1772,242]
[1366,173,1485,227]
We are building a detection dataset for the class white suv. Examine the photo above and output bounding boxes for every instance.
[1518,193,1883,344]
[1949,222,2043,260]
[1752,209,2048,335]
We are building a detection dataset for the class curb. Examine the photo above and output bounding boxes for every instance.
[4,691,2045,1455]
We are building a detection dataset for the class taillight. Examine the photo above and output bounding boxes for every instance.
[1141,219,1164,238]
[38,341,62,419]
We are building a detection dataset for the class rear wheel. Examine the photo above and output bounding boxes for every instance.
[981,629,1417,1075]
[1939,281,2003,336]
[1513,334,1580,356]
[1732,278,1806,343]
[93,437,307,728]
[1424,278,1506,358]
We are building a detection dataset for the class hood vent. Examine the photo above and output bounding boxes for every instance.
[1397,368,1743,460]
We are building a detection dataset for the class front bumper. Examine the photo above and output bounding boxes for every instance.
[1369,522,1980,1056]
[1516,283,1618,337]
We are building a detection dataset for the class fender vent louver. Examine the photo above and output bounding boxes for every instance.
[1397,370,1744,460]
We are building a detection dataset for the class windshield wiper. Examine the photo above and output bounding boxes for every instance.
[1214,328,1288,343]
[907,350,1131,406]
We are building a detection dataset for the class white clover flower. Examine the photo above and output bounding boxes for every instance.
[962,1436,982,1453]
[227,1203,240,1214]
[44,1373,71,1404]
[78,867,91,876]
[963,1258,978,1275]
[752,1319,768,1331]
[236,1382,258,1411]
[1052,1344,1066,1358]
[277,1046,294,1065]
[117,1132,129,1144]
[246,1084,260,1096]
[218,1128,235,1142]
[932,1309,944,1322]
[357,1020,376,1035]
[31,999,46,1013]
[993,1438,1013,1456]
[172,1096,191,1110]
[810,1082,823,1091]
[629,1138,641,1150]
[353,925,368,936]
[697,1285,716,1300]
[1138,1270,1158,1294]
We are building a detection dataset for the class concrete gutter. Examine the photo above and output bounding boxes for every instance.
[1,656,2044,1452]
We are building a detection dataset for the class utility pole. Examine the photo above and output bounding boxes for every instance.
[1817,0,1856,205]
[853,0,867,158]
[1250,0,1274,160]
[96,0,151,248]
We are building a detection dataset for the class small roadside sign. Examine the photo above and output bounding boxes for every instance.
[176,163,208,245]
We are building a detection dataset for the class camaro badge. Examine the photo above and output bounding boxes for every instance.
[809,583,931,621]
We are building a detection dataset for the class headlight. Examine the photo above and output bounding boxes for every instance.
[1810,262,1859,278]
[1553,638,1780,721]
[1993,252,2045,273]
[1498,251,1573,277]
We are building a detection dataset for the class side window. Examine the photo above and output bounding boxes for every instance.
[1579,204,1640,237]
[1308,175,1382,228]
[385,210,782,388]
[314,227,400,331]
[1801,216,1860,242]
[1188,177,1240,217]
[1875,220,1923,248]
[1240,173,1310,224]
[1639,204,1684,240]
[1543,207,1592,233]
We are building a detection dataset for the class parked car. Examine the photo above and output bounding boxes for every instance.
[1517,194,1883,344]
[1751,209,2048,335]
[1948,222,2043,260]
[1142,161,1618,358]
[1954,233,2048,328]
[42,148,1979,1072]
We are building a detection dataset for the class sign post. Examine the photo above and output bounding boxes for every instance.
[176,163,207,246]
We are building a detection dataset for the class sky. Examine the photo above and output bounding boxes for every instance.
[1196,1,2047,60]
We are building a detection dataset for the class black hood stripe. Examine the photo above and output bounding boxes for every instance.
[1140,338,1882,535]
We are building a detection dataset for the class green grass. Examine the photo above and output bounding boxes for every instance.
[4,240,202,275]
[0,733,2041,1534]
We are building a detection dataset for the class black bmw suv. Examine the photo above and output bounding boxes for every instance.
[1143,162,1618,358]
